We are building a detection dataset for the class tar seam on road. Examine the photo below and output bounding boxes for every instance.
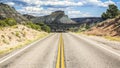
[56,33,65,68]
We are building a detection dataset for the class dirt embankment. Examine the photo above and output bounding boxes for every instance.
[85,16,120,37]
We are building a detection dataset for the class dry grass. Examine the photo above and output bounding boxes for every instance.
[104,36,120,42]
[76,32,120,42]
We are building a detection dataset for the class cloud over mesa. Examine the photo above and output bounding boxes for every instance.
[1,0,118,18]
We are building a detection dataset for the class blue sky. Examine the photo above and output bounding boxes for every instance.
[0,0,120,18]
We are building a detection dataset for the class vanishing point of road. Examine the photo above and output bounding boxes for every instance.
[0,33,120,68]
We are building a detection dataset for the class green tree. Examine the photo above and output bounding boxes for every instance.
[101,12,108,20]
[41,25,51,33]
[101,4,119,20]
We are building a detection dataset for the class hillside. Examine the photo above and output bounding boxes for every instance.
[0,25,48,54]
[85,16,120,36]
[23,14,36,20]
[72,17,102,24]
[0,3,29,23]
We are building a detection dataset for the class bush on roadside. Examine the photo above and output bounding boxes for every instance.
[25,22,41,31]
[0,18,17,27]
[5,18,17,26]
[41,25,51,33]
[0,20,8,27]
[36,22,51,33]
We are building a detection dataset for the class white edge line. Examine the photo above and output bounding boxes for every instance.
[0,33,53,64]
[71,33,120,57]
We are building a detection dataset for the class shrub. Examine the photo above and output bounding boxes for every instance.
[5,18,17,26]
[1,35,5,38]
[0,18,17,27]
[2,39,9,44]
[36,22,51,32]
[41,25,51,33]
[22,31,26,37]
[0,20,8,27]
[26,22,41,31]
[15,31,20,38]
[8,36,12,40]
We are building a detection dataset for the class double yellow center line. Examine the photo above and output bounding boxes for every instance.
[56,33,65,68]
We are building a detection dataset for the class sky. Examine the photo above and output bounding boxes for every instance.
[0,0,120,18]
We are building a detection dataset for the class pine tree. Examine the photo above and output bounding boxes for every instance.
[101,4,119,20]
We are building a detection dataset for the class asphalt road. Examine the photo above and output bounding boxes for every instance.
[0,33,120,68]
[63,33,120,68]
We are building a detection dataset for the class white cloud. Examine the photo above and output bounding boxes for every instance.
[21,0,83,7]
[24,6,43,12]
[20,0,115,8]
[16,0,116,17]
[17,5,91,18]
[104,0,115,5]
[5,2,15,6]
[18,6,52,16]
[83,0,115,7]
[67,11,92,18]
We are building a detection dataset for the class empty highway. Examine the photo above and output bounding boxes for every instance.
[0,33,120,68]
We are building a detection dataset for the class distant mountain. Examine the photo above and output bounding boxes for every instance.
[85,16,120,36]
[0,3,29,23]
[25,10,76,24]
[72,17,103,24]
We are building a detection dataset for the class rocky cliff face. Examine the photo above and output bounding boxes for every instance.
[26,10,76,24]
[24,10,77,32]
[0,3,28,23]
[85,16,120,36]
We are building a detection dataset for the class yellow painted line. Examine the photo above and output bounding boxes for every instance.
[56,33,65,68]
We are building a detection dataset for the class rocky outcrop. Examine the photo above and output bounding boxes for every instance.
[24,10,77,32]
[85,16,120,36]
[27,10,76,24]
[0,3,29,23]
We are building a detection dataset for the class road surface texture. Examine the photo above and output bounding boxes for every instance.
[0,33,120,68]
[63,33,120,68]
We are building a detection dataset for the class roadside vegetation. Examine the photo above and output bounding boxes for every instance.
[25,22,41,31]
[35,22,51,33]
[104,36,120,42]
[0,18,51,32]
[0,18,17,27]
